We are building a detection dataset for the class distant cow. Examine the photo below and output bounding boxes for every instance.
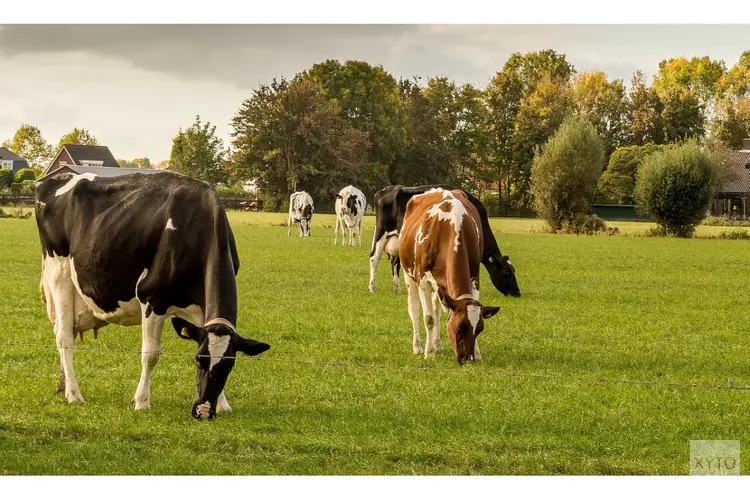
[36,171,270,420]
[368,184,520,297]
[288,191,314,237]
[334,185,366,246]
[400,188,500,364]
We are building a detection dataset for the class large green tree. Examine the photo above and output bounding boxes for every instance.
[2,124,53,170]
[169,115,227,184]
[230,76,368,206]
[572,71,628,162]
[625,71,665,145]
[712,51,750,148]
[486,50,575,215]
[57,128,99,150]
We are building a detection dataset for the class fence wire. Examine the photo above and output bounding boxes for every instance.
[3,341,750,393]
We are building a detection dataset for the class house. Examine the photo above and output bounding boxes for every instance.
[713,138,750,217]
[40,144,162,181]
[0,147,29,174]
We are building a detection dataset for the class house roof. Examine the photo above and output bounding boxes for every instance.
[62,144,120,168]
[0,147,26,162]
[38,165,164,181]
[718,149,750,195]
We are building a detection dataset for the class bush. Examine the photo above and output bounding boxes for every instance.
[599,144,664,204]
[702,215,750,227]
[21,179,36,194]
[0,169,13,190]
[480,194,501,217]
[9,182,22,193]
[560,214,616,235]
[14,168,37,183]
[531,117,605,231]
[634,139,720,238]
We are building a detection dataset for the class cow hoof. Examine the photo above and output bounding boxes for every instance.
[368,284,376,293]
[66,392,85,405]
[217,402,232,413]
[195,403,212,420]
[424,351,437,360]
[413,346,423,355]
[133,399,151,410]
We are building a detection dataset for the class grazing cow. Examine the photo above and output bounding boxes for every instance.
[288,191,314,237]
[334,185,366,246]
[35,171,270,420]
[399,188,501,364]
[368,185,520,297]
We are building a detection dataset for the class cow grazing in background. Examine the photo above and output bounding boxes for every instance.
[369,184,520,297]
[399,188,501,364]
[288,191,314,237]
[334,185,366,246]
[36,171,270,420]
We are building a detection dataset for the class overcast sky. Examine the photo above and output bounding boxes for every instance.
[1,24,749,162]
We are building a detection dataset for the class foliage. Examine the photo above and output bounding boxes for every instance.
[702,215,750,227]
[0,169,14,189]
[559,214,617,235]
[531,117,605,231]
[230,76,369,203]
[572,71,628,161]
[486,50,575,216]
[14,168,37,183]
[170,115,227,185]
[2,124,53,170]
[634,139,720,237]
[625,71,665,146]
[57,128,99,150]
[598,144,664,204]
[215,184,248,198]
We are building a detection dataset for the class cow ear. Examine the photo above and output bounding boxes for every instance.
[171,318,206,344]
[437,285,458,311]
[233,333,271,357]
[482,305,501,319]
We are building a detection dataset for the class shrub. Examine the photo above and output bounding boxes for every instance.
[531,117,605,231]
[599,144,664,204]
[560,214,612,235]
[9,182,22,193]
[702,215,750,227]
[14,168,37,183]
[480,194,501,217]
[21,179,36,194]
[0,169,14,189]
[718,229,750,240]
[634,139,720,238]
[215,183,248,198]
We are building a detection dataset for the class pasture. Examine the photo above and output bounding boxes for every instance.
[1,212,750,475]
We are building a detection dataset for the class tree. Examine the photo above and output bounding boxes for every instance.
[2,124,53,170]
[14,168,37,183]
[0,169,14,190]
[572,71,628,162]
[230,76,368,206]
[306,60,405,189]
[170,116,227,184]
[131,157,152,168]
[634,139,719,237]
[57,128,99,150]
[486,50,575,215]
[531,117,604,231]
[625,71,665,145]
[598,144,663,204]
[661,88,705,142]
[712,51,750,148]
[118,159,133,168]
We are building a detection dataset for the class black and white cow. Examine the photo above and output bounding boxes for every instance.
[368,184,521,297]
[334,185,366,246]
[36,171,270,420]
[288,191,314,237]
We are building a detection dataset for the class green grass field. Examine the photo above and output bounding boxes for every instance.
[2,212,750,475]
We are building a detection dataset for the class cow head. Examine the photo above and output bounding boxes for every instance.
[437,287,500,365]
[486,254,521,297]
[172,318,270,420]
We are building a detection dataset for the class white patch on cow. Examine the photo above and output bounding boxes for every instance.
[55,173,98,197]
[208,333,230,370]
[421,270,438,290]
[467,304,481,334]
[167,304,205,327]
[471,281,480,301]
[426,193,467,252]
[416,225,428,245]
[165,218,176,231]
[507,259,513,267]
[195,401,212,419]
[37,200,46,209]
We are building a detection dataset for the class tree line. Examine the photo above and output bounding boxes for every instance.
[5,49,750,213]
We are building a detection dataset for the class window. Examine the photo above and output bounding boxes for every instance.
[81,160,104,167]
[59,161,67,167]
[1,161,12,170]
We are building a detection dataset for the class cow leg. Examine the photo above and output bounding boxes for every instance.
[56,358,66,393]
[474,340,482,361]
[334,216,340,245]
[348,224,354,246]
[133,304,165,410]
[391,256,401,293]
[419,282,439,359]
[358,219,363,246]
[287,214,292,236]
[368,232,387,293]
[216,390,232,413]
[404,273,422,354]
[431,291,443,351]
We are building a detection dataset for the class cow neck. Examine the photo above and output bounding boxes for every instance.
[455,293,475,301]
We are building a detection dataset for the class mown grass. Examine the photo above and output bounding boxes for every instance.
[1,213,750,475]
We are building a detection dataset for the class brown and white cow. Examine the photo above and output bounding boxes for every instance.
[399,188,500,364]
